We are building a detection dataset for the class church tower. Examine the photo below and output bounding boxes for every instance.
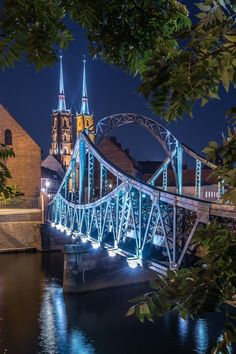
[50,55,73,169]
[76,57,95,142]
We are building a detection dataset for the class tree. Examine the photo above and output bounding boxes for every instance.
[0,144,15,199]
[0,0,189,70]
[1,1,236,352]
[126,223,236,353]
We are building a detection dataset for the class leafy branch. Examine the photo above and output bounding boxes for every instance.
[127,223,236,353]
[0,144,16,199]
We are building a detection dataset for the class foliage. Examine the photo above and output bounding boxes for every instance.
[2,1,236,122]
[1,1,236,352]
[86,0,190,75]
[0,144,15,199]
[203,119,236,206]
[0,0,190,71]
[126,223,236,353]
[137,0,236,120]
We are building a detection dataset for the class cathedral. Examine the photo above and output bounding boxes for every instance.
[42,55,96,181]
[41,54,138,197]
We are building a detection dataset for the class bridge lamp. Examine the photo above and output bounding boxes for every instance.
[66,229,72,236]
[108,183,113,189]
[127,257,141,269]
[72,232,78,240]
[51,222,55,228]
[91,241,100,249]
[80,234,88,243]
[56,224,62,230]
[107,248,117,257]
[60,226,65,233]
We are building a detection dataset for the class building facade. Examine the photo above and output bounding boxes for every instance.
[0,104,41,203]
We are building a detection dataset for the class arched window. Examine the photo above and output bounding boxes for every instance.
[63,146,68,155]
[5,129,12,145]
[63,120,67,128]
[64,134,67,142]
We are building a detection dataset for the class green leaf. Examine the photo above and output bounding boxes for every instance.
[224,35,236,42]
[195,3,211,12]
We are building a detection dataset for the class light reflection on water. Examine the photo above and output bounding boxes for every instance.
[194,319,208,354]
[38,284,94,354]
[0,253,234,354]
[178,316,189,343]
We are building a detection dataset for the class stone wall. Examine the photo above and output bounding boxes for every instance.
[0,105,41,199]
[0,223,42,251]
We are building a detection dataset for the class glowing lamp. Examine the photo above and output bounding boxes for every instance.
[107,248,117,257]
[56,224,61,230]
[80,234,88,243]
[127,257,141,269]
[72,232,79,240]
[66,229,72,236]
[51,222,55,228]
[91,241,100,249]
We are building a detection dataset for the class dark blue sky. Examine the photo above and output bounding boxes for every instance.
[0,2,235,162]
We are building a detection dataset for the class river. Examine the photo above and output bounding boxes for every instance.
[0,252,233,354]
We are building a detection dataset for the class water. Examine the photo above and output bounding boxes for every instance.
[0,252,234,354]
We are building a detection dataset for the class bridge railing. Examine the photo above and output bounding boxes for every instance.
[0,196,41,209]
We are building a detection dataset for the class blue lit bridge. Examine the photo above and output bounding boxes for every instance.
[47,113,236,271]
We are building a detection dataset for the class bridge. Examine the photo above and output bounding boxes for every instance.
[47,112,236,273]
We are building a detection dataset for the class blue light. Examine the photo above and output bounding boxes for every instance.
[195,319,208,354]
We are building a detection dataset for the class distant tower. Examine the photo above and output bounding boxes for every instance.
[50,54,73,169]
[76,57,95,142]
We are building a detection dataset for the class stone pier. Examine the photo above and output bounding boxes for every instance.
[63,243,157,293]
[0,209,42,252]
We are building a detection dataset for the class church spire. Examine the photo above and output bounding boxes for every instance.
[80,56,90,115]
[58,54,67,111]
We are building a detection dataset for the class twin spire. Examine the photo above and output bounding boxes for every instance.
[58,55,67,112]
[57,54,90,115]
[80,57,90,115]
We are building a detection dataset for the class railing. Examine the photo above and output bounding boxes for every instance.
[0,196,41,209]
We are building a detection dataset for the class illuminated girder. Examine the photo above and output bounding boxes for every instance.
[195,159,202,199]
[47,114,235,271]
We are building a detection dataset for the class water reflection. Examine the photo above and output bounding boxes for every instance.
[0,253,233,354]
[38,284,94,354]
[178,316,189,343]
[194,319,208,354]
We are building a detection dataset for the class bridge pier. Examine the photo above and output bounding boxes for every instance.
[63,243,157,293]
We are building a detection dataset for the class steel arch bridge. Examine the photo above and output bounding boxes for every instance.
[47,113,236,270]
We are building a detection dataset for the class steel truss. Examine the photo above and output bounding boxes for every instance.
[96,113,218,200]
[47,116,236,270]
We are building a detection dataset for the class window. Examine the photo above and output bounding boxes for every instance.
[63,120,67,128]
[64,134,67,142]
[5,129,12,145]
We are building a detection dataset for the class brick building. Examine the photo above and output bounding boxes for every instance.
[98,137,139,178]
[0,105,41,202]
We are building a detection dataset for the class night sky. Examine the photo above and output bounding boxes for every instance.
[0,2,235,162]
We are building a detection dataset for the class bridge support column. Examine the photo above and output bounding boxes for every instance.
[63,243,156,293]
[63,245,81,293]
